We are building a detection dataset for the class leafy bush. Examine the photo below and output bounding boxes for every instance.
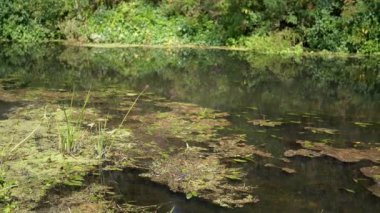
[239,29,303,54]
[305,9,346,51]
[0,0,379,53]
[82,1,223,45]
[343,1,380,53]
[83,2,181,44]
[0,0,70,41]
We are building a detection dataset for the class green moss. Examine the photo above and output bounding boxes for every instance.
[138,102,230,143]
[302,141,315,148]
[0,107,101,210]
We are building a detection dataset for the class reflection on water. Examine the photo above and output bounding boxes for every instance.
[100,159,380,213]
[0,44,379,212]
[0,100,19,119]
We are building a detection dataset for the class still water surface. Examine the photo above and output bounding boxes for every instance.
[0,44,379,212]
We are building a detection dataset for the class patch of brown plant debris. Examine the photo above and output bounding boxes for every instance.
[360,166,380,198]
[284,140,380,163]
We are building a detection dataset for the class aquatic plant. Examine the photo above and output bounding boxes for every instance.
[92,86,148,159]
[95,120,107,158]
[0,104,101,210]
[59,90,91,154]
[142,147,258,208]
[0,170,17,212]
[198,108,216,119]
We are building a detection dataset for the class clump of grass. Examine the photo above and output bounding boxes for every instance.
[58,85,148,157]
[59,89,91,154]
[95,119,107,158]
[199,108,215,119]
[95,85,148,159]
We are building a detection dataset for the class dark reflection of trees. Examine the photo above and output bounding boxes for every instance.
[0,43,379,119]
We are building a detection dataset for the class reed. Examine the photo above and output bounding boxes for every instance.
[59,89,91,154]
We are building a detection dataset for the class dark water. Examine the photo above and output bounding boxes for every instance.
[1,44,380,212]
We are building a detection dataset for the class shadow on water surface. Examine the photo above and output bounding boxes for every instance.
[0,100,20,120]
[100,156,380,213]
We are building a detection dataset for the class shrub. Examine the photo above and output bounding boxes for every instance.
[81,1,223,45]
[305,9,346,51]
[239,29,303,54]
[0,0,69,41]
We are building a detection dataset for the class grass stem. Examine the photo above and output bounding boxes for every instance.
[119,85,149,128]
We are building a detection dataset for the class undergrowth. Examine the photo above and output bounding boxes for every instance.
[1,0,379,53]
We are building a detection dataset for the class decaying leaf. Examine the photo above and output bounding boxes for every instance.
[304,127,338,135]
[248,119,283,127]
[284,140,380,163]
[360,166,380,198]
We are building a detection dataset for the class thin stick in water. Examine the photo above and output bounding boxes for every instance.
[10,125,40,153]
[119,85,149,128]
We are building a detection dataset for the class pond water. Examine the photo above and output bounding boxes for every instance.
[0,44,379,212]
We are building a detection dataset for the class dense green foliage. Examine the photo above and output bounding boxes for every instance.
[0,0,379,53]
